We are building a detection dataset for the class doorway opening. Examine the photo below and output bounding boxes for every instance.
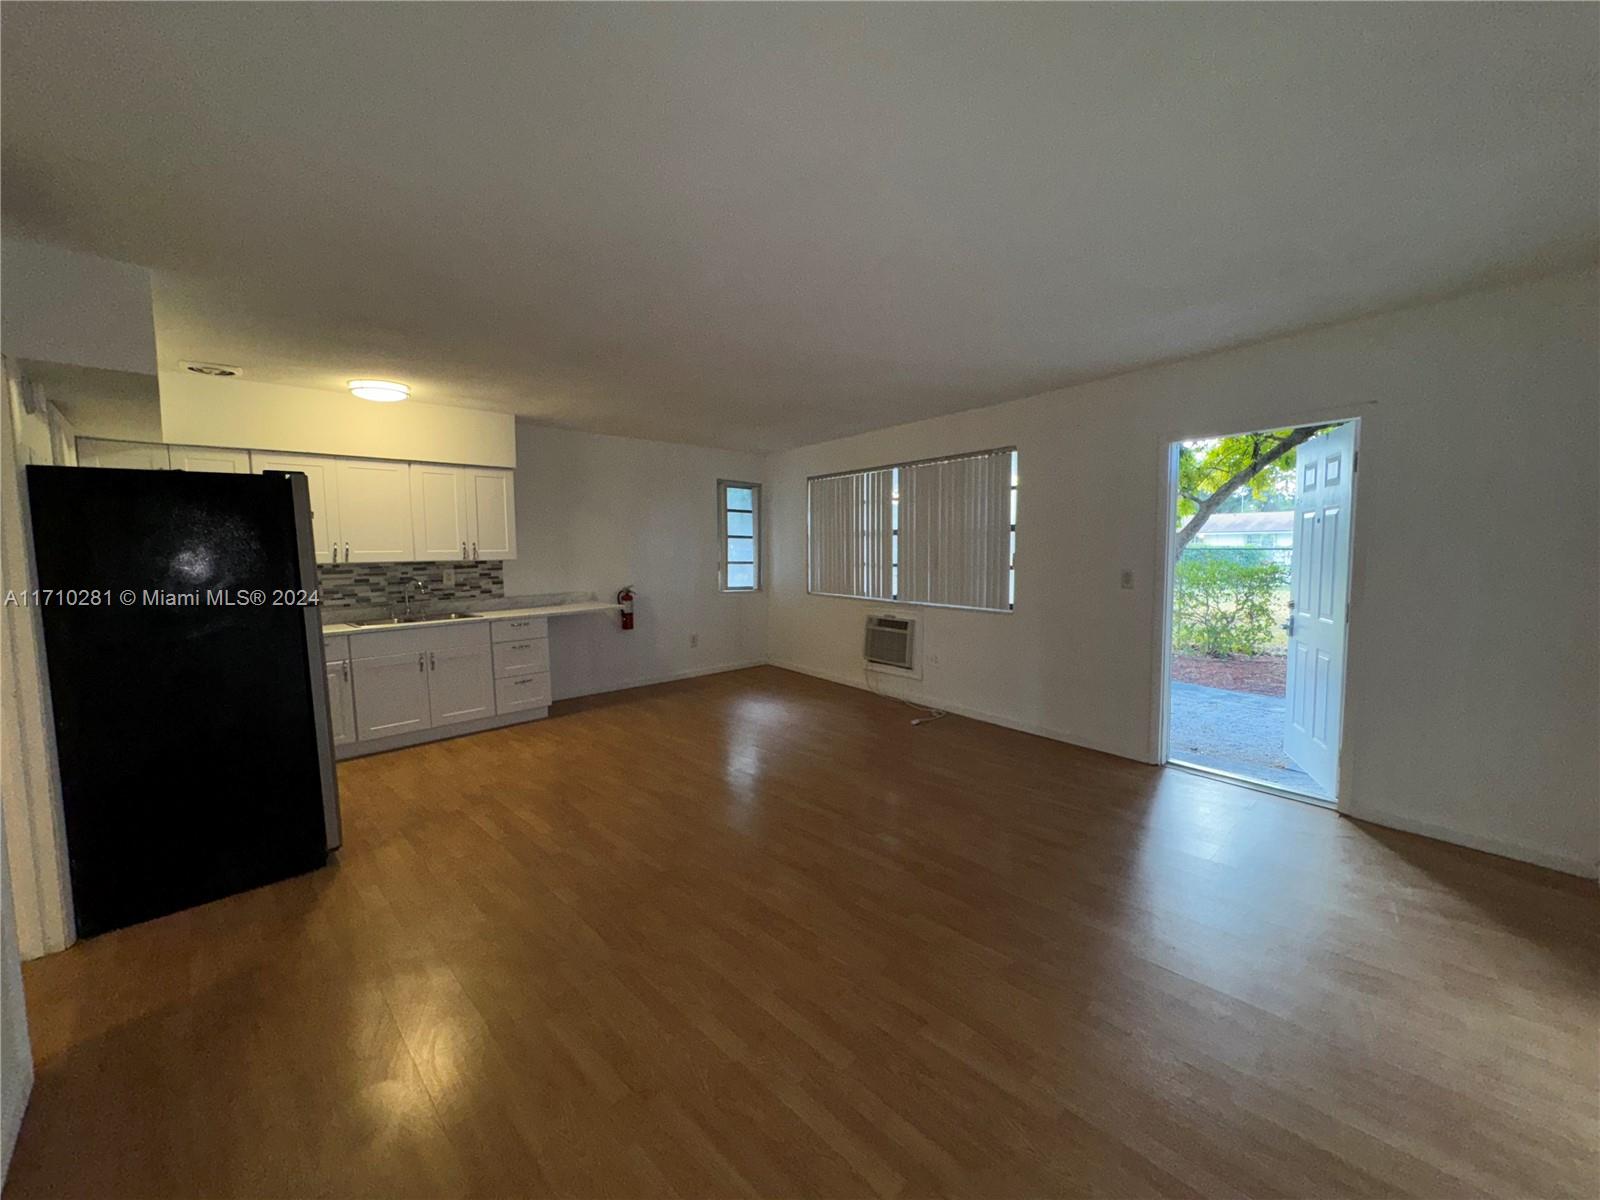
[1162,419,1358,804]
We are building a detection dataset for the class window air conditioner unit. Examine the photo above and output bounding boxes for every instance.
[864,614,916,673]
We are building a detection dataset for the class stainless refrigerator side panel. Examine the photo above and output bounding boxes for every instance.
[283,472,342,851]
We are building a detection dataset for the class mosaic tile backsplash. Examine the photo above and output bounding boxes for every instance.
[316,561,505,610]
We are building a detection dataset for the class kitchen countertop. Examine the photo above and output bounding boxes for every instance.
[321,600,622,636]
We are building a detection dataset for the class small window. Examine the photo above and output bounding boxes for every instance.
[719,480,760,591]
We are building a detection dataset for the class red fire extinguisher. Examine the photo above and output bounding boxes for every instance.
[617,586,635,631]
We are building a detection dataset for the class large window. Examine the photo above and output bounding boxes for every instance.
[718,481,760,591]
[808,447,1017,612]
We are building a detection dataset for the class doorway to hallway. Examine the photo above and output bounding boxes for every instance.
[1162,420,1358,803]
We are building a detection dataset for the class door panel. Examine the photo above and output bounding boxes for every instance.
[170,445,251,473]
[409,465,470,561]
[467,468,516,560]
[1283,423,1355,795]
[253,453,341,564]
[428,645,495,725]
[325,659,357,747]
[336,459,414,562]
[353,651,431,739]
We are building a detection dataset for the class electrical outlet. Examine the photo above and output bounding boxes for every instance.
[690,633,699,648]
[1120,569,1135,590]
[442,567,457,588]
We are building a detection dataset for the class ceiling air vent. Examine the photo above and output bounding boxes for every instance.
[180,361,243,378]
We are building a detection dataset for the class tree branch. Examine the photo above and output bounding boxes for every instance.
[1173,425,1327,558]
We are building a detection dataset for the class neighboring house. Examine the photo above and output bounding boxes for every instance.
[1186,510,1294,549]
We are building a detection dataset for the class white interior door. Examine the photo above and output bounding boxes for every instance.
[409,465,470,561]
[466,468,516,560]
[252,452,341,563]
[1283,423,1355,794]
[336,459,415,562]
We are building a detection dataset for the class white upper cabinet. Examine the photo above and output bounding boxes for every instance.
[466,467,517,560]
[335,459,414,563]
[76,438,170,470]
[251,452,342,563]
[86,439,513,566]
[407,464,517,561]
[409,464,471,562]
[170,445,251,473]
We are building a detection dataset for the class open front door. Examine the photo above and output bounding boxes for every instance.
[1283,422,1355,795]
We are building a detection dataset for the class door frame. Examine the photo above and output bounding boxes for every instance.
[1150,415,1364,807]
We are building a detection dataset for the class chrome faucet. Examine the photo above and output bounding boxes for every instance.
[400,575,431,618]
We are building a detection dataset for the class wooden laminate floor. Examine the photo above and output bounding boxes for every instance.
[8,667,1597,1199]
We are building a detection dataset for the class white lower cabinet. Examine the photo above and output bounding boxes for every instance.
[490,617,550,715]
[495,671,552,713]
[348,621,504,745]
[428,643,495,725]
[353,650,432,740]
[492,636,550,677]
[325,657,358,747]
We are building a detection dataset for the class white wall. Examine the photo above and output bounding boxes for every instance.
[767,267,1600,878]
[2,363,75,961]
[1,236,157,375]
[25,363,161,444]
[159,372,516,467]
[1,801,35,1183]
[504,422,767,700]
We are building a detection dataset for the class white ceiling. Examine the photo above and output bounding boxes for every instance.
[3,3,1595,451]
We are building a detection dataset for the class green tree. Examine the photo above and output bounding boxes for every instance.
[1174,424,1331,556]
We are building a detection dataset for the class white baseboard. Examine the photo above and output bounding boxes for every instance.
[1339,805,1597,880]
[765,659,1144,763]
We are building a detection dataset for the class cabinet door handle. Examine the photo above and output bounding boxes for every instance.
[471,541,477,560]
[461,541,466,560]
[418,654,425,672]
[342,661,349,681]
[345,542,351,561]
[429,651,436,671]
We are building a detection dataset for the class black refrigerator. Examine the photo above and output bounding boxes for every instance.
[26,465,341,938]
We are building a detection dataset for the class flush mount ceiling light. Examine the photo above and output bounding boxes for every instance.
[347,379,409,403]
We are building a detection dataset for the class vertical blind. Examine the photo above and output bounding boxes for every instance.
[807,466,895,599]
[898,449,1012,610]
[808,447,1014,612]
